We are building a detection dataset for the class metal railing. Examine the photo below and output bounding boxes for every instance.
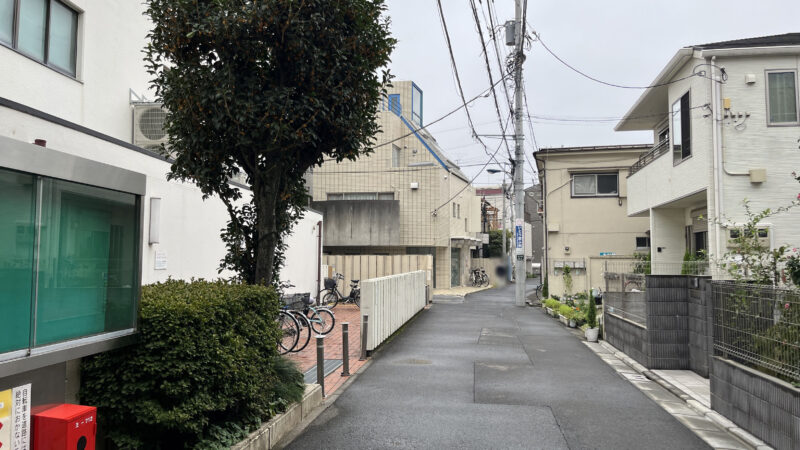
[712,282,800,383]
[603,261,648,326]
[629,140,669,175]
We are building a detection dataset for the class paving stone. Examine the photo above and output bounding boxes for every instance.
[693,430,751,449]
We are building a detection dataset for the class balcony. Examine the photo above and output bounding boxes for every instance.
[629,140,669,175]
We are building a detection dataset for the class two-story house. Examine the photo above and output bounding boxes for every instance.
[535,145,652,296]
[311,81,482,288]
[616,33,800,276]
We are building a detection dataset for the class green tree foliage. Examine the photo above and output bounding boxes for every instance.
[486,229,512,257]
[145,0,396,284]
[80,280,305,449]
[586,295,597,329]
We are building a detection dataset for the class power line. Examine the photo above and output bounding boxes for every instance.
[436,0,510,170]
[535,33,703,89]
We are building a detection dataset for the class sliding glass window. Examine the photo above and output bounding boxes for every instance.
[0,167,140,355]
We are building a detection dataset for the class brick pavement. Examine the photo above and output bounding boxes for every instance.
[285,304,366,396]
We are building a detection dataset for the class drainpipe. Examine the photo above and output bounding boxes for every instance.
[316,220,323,298]
[709,56,724,265]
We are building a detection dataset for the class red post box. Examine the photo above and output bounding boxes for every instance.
[32,404,96,450]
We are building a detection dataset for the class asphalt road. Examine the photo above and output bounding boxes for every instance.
[286,281,709,449]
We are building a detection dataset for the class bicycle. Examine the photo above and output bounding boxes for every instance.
[469,268,489,287]
[285,292,335,335]
[320,273,360,308]
[277,310,300,354]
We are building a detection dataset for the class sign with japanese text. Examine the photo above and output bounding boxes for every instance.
[0,384,31,450]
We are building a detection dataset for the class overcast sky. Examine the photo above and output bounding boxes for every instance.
[383,0,800,187]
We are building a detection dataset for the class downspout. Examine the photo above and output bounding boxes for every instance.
[710,56,724,265]
[533,151,548,282]
[316,220,323,303]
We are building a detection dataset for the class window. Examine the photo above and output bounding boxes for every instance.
[766,70,799,124]
[411,83,423,126]
[0,167,140,355]
[572,173,618,197]
[391,144,401,168]
[635,237,650,249]
[453,203,457,217]
[457,204,461,218]
[1,0,79,76]
[327,192,394,201]
[671,92,691,162]
[387,94,401,116]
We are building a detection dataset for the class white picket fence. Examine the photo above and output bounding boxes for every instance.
[361,271,427,352]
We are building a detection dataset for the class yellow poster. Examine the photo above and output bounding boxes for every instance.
[0,388,10,449]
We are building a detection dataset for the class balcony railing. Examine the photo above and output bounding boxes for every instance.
[629,140,669,175]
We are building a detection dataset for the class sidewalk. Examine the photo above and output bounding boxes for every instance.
[284,304,366,396]
[285,282,712,449]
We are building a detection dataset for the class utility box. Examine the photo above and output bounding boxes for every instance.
[32,404,96,450]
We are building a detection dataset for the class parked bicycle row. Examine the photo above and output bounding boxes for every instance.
[276,273,360,354]
[469,267,490,287]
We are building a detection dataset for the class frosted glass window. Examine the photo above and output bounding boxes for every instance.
[47,0,77,75]
[35,179,138,346]
[412,84,423,126]
[17,0,47,61]
[0,0,13,45]
[0,169,36,354]
[572,174,596,196]
[767,71,798,124]
[391,144,401,167]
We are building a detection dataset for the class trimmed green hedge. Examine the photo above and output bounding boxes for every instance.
[80,279,304,449]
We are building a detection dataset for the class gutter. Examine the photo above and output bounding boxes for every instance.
[698,45,800,58]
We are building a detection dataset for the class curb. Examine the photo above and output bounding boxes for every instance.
[597,341,771,450]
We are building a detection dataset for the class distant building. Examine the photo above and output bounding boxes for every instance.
[616,33,800,277]
[311,81,482,288]
[535,145,651,296]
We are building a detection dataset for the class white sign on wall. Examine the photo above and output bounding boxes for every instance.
[155,250,168,270]
[0,383,31,450]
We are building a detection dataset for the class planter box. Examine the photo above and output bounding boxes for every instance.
[558,314,568,326]
[711,357,800,450]
[232,384,323,450]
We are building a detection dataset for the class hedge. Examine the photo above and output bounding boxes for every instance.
[80,279,304,449]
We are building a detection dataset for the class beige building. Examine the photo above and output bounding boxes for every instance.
[534,144,651,297]
[617,33,800,277]
[310,81,481,288]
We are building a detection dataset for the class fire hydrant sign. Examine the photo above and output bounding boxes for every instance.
[0,384,31,450]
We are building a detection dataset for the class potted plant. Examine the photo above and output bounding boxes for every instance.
[585,295,599,342]
[558,304,572,326]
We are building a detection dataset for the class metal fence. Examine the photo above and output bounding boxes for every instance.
[629,140,669,174]
[712,282,800,383]
[603,261,648,326]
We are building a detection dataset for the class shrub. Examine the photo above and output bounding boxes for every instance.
[587,295,598,329]
[542,276,549,298]
[558,304,574,319]
[544,298,562,310]
[80,279,305,449]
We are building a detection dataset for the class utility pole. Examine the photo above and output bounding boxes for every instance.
[512,0,525,306]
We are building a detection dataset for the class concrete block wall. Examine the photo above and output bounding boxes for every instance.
[688,278,712,377]
[604,313,649,367]
[645,276,689,369]
[711,357,800,450]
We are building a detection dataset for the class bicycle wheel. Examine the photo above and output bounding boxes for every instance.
[354,291,360,307]
[535,284,543,300]
[277,311,299,354]
[309,308,335,335]
[289,311,312,352]
[321,291,339,308]
[481,273,489,287]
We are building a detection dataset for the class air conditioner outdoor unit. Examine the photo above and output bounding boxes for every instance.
[132,102,168,153]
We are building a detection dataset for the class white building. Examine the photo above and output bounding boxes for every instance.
[616,33,800,275]
[0,0,320,411]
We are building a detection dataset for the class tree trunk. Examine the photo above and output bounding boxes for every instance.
[253,174,281,285]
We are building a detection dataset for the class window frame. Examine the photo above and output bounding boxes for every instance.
[0,0,81,78]
[0,137,145,372]
[635,236,651,250]
[671,91,692,164]
[570,172,619,198]
[411,82,423,126]
[765,69,800,126]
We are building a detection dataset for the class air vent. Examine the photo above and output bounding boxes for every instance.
[133,103,169,151]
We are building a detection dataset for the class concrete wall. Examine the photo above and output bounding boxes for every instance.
[280,211,323,296]
[605,313,649,367]
[711,357,800,450]
[312,200,400,247]
[650,208,687,273]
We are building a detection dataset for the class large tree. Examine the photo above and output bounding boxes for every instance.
[145,0,395,284]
